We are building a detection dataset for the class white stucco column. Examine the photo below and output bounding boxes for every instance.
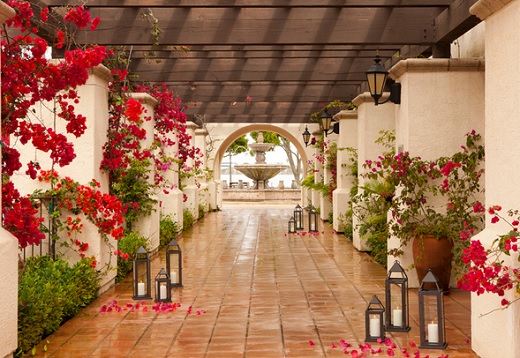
[388,58,485,287]
[182,121,200,222]
[312,130,324,215]
[468,1,518,357]
[131,93,160,252]
[320,144,332,222]
[332,109,358,233]
[0,4,20,358]
[195,128,210,213]
[351,93,396,251]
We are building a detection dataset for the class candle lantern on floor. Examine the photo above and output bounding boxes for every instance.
[288,216,296,233]
[294,204,304,230]
[308,205,318,232]
[365,295,385,342]
[385,260,410,332]
[133,246,152,300]
[166,238,183,288]
[154,268,172,303]
[418,270,447,349]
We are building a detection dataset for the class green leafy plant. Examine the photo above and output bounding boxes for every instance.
[363,130,485,271]
[18,256,99,355]
[183,209,195,231]
[160,214,180,247]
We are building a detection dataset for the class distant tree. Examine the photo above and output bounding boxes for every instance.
[223,135,249,184]
[250,131,303,185]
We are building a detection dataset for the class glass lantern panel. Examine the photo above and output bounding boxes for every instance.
[168,253,180,284]
[423,295,440,343]
[157,281,168,300]
[369,314,381,337]
[135,261,149,295]
[389,283,404,327]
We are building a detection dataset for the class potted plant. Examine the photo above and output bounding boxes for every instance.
[363,130,485,291]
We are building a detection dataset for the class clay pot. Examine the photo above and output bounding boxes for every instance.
[412,234,453,292]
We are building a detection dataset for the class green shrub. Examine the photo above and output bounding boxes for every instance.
[183,209,194,231]
[116,232,149,282]
[159,215,180,247]
[18,256,99,355]
[198,204,205,220]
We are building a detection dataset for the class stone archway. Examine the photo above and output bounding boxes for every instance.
[212,124,309,185]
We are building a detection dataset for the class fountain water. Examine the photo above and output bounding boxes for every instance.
[234,132,288,189]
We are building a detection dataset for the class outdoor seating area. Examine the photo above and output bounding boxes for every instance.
[27,204,476,358]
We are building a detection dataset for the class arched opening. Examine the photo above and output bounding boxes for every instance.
[212,124,309,187]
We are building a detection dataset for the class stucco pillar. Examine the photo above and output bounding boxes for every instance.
[351,93,396,251]
[182,121,200,222]
[0,4,19,358]
[312,130,323,216]
[332,110,358,233]
[388,58,485,288]
[195,128,210,213]
[131,93,160,252]
[467,2,518,357]
[320,145,332,222]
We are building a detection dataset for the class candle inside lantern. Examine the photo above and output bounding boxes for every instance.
[310,222,316,231]
[170,270,177,284]
[369,314,380,337]
[393,307,403,327]
[160,284,167,299]
[289,222,295,232]
[137,281,145,296]
[428,321,439,343]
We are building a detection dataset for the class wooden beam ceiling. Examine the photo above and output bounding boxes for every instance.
[32,0,479,124]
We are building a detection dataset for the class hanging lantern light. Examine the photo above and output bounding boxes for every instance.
[154,268,172,303]
[385,260,410,332]
[294,204,304,230]
[288,216,296,233]
[308,205,318,232]
[302,126,311,147]
[418,270,447,349]
[166,238,183,288]
[365,295,385,342]
[133,246,152,300]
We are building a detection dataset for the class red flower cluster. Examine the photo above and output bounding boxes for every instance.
[458,206,520,307]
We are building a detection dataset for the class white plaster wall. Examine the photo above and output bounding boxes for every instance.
[332,110,358,233]
[350,93,396,251]
[182,122,200,221]
[451,22,485,59]
[389,58,485,288]
[320,149,332,221]
[469,1,520,357]
[195,129,210,214]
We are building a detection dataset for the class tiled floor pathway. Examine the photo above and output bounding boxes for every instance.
[28,204,478,358]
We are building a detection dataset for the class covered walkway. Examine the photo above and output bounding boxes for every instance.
[28,204,476,358]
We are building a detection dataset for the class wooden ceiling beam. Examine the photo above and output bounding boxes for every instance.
[42,0,453,8]
[75,7,442,46]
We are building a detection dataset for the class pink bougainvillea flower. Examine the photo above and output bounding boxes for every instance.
[387,348,395,356]
[351,349,359,357]
[331,343,337,348]
[308,340,315,346]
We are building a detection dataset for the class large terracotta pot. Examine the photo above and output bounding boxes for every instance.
[412,234,453,292]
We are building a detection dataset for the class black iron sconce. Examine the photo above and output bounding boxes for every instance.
[302,126,312,147]
[418,270,447,349]
[366,55,401,106]
[365,295,385,342]
[320,111,339,137]
[133,246,152,300]
[385,260,410,332]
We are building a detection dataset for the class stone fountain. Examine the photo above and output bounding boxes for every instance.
[234,132,287,189]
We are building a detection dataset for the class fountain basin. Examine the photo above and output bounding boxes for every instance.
[234,164,287,189]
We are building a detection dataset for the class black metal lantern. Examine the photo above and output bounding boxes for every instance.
[288,216,296,233]
[294,204,304,230]
[133,246,152,300]
[320,111,339,137]
[154,268,172,303]
[302,126,311,147]
[385,260,410,332]
[418,270,447,349]
[166,238,183,288]
[308,205,318,232]
[366,55,401,106]
[365,295,385,342]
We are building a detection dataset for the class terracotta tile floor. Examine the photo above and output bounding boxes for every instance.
[27,204,478,358]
